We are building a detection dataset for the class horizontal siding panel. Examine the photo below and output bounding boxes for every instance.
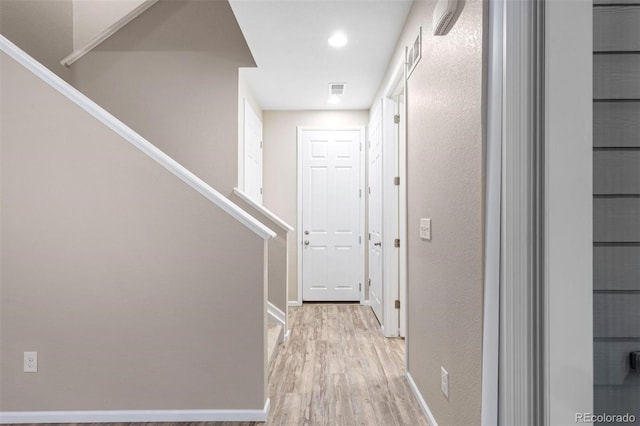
[594,7,640,51]
[594,294,640,338]
[595,0,640,4]
[594,247,640,290]
[594,386,640,421]
[594,198,640,242]
[594,151,640,194]
[595,341,640,385]
[594,54,640,99]
[594,102,640,148]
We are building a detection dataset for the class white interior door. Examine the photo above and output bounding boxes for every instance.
[301,129,363,301]
[243,99,263,204]
[368,105,384,323]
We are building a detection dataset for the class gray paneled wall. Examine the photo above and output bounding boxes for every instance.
[593,2,640,422]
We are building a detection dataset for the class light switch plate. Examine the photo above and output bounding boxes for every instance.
[420,218,431,240]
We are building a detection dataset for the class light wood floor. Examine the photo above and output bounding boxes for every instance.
[12,304,427,426]
[264,303,428,426]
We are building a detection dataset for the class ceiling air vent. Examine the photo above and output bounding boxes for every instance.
[329,83,346,96]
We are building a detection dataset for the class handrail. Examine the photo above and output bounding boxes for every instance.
[1,35,276,240]
[61,0,159,67]
[233,188,294,233]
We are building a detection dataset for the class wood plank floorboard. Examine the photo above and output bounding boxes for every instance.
[9,304,427,426]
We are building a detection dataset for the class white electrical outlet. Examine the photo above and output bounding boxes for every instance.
[24,352,37,373]
[441,366,449,399]
[420,218,432,240]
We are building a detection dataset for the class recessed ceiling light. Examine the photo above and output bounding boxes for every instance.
[328,32,348,48]
[328,95,341,104]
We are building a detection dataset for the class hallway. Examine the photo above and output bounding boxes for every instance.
[264,304,427,426]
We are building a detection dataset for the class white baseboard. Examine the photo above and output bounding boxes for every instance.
[0,399,270,424]
[267,301,286,325]
[406,372,438,426]
[288,300,302,307]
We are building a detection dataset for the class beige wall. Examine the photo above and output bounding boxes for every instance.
[0,50,266,411]
[69,0,255,194]
[238,70,264,191]
[72,0,147,49]
[375,0,486,424]
[262,110,369,303]
[229,194,288,316]
[0,0,73,81]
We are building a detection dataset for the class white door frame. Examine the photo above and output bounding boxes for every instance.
[393,93,407,339]
[296,126,366,305]
[488,0,593,424]
[381,60,408,340]
[242,99,263,204]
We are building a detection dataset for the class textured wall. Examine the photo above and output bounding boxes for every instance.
[384,0,486,424]
[69,0,255,194]
[262,110,369,303]
[0,0,73,81]
[0,50,266,411]
[72,0,147,49]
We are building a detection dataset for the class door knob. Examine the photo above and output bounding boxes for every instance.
[374,242,382,246]
[304,240,310,245]
[304,230,310,235]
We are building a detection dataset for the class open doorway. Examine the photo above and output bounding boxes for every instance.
[366,59,407,338]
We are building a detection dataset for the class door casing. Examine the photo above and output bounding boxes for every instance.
[296,126,366,305]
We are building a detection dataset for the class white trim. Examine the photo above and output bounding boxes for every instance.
[61,0,159,67]
[288,300,302,307]
[399,47,409,349]
[234,188,294,233]
[0,399,270,424]
[297,127,304,306]
[267,301,286,326]
[500,1,545,423]
[406,372,438,426]
[544,1,593,423]
[296,127,366,304]
[481,0,503,424]
[0,35,275,240]
[382,97,400,337]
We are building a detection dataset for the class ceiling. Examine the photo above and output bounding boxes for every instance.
[229,0,413,111]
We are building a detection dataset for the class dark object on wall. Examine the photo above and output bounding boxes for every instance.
[631,351,640,372]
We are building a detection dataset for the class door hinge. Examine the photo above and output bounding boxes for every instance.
[359,235,362,244]
[394,176,400,186]
[394,238,400,248]
[359,188,362,198]
[260,187,263,195]
[368,278,371,286]
[260,140,263,148]
[395,299,400,309]
[359,282,362,292]
[368,186,371,194]
[394,114,400,124]
[368,233,371,241]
